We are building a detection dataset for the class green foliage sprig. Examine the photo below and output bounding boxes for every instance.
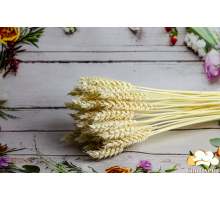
[0,143,40,173]
[17,27,45,48]
[0,106,20,119]
[0,27,44,77]
[36,149,82,173]
[132,165,177,173]
[35,148,178,173]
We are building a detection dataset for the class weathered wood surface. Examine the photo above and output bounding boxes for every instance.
[22,27,189,51]
[1,27,220,173]
[1,130,219,155]
[10,154,189,173]
[3,62,220,108]
[1,109,220,131]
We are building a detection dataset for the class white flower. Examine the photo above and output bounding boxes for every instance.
[63,27,70,33]
[198,48,206,57]
[196,39,206,49]
[70,27,75,33]
[187,41,192,47]
[129,27,140,31]
[184,33,190,43]
[63,27,76,34]
[192,43,199,52]
[188,33,199,44]
[185,32,206,56]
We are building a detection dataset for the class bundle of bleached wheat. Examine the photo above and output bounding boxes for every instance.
[62,76,220,159]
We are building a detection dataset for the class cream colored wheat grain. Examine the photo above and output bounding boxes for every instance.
[63,76,220,158]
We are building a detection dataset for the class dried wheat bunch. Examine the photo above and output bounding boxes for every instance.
[62,76,220,159]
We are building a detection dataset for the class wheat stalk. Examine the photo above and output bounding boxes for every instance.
[62,76,220,159]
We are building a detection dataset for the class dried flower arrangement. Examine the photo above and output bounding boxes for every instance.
[0,27,44,78]
[35,148,178,173]
[185,27,220,80]
[62,76,220,159]
[0,143,40,173]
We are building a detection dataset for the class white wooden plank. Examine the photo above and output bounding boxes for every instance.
[0,109,74,131]
[18,51,200,62]
[22,27,189,52]
[9,154,189,173]
[1,129,219,155]
[1,109,220,131]
[3,62,218,108]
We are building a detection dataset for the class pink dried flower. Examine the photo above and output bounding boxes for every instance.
[204,49,220,80]
[138,160,152,172]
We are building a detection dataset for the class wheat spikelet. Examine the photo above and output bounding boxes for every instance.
[60,133,79,142]
[76,110,135,122]
[97,125,152,140]
[75,133,101,144]
[83,143,101,151]
[98,90,150,101]
[81,84,134,93]
[63,76,220,159]
[76,76,133,88]
[67,99,154,111]
[102,128,151,148]
[87,146,124,159]
[60,128,81,142]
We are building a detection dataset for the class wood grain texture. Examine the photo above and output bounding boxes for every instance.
[1,27,218,172]
[19,51,200,62]
[3,62,220,108]
[22,27,188,52]
[1,129,219,155]
[1,109,220,131]
[9,154,189,173]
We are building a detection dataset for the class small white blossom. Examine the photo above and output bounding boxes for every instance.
[70,27,75,33]
[184,33,190,43]
[198,48,206,57]
[63,27,70,33]
[185,32,207,57]
[192,43,199,52]
[196,39,206,49]
[187,41,192,47]
[63,27,76,34]
[188,33,199,44]
[129,27,140,31]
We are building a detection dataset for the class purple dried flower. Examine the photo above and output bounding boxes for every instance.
[204,49,220,80]
[138,160,152,172]
[0,155,11,169]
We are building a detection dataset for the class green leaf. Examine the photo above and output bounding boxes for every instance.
[0,110,20,119]
[88,166,98,173]
[186,27,218,50]
[133,167,141,173]
[62,161,82,172]
[22,165,40,173]
[0,106,17,110]
[165,169,178,173]
[200,164,210,171]
[5,148,25,154]
[210,138,220,147]
[165,165,178,173]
